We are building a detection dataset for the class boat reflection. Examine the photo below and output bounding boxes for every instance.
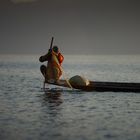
[43,91,63,107]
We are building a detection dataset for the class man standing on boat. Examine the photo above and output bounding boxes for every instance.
[39,45,64,83]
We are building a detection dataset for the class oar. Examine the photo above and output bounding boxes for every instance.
[61,67,73,90]
[43,37,54,90]
[50,37,54,50]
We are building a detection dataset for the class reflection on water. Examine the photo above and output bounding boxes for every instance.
[42,91,63,107]
[0,55,140,140]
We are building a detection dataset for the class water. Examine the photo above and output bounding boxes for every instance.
[0,54,140,140]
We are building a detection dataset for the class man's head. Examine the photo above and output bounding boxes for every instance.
[53,46,59,53]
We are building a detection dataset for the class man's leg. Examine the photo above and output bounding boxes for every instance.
[40,65,47,78]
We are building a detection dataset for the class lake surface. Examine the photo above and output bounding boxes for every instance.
[0,54,140,140]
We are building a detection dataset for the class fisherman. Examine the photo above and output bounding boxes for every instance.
[39,45,64,83]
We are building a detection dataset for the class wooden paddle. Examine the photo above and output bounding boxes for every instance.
[50,37,54,50]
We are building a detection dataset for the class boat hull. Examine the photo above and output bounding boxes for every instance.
[46,80,140,93]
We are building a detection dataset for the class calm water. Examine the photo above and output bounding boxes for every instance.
[0,54,140,140]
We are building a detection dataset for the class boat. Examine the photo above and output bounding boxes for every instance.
[40,37,140,93]
[45,80,140,93]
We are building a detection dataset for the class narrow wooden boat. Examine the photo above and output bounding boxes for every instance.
[46,80,140,92]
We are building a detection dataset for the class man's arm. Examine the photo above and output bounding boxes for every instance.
[39,50,52,62]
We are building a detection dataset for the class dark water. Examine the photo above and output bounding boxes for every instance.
[0,55,140,140]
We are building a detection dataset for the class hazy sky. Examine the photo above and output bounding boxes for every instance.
[0,0,140,54]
